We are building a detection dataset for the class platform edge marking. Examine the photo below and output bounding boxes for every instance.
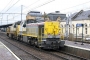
[65,44,90,51]
[1,42,21,60]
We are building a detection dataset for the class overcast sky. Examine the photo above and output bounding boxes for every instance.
[0,0,90,25]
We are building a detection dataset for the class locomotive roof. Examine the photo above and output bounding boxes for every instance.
[28,11,42,17]
[15,21,21,25]
[27,22,44,26]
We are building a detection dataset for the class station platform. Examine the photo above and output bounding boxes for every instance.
[65,40,90,51]
[61,40,90,59]
[0,41,20,60]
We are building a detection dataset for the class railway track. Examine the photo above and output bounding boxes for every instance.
[50,50,87,60]
[0,33,41,60]
[0,32,68,60]
[59,50,87,60]
[39,48,87,60]
[0,32,88,60]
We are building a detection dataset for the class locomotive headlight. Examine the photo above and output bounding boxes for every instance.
[47,33,52,38]
[56,34,60,38]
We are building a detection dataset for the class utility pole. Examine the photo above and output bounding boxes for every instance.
[21,5,23,35]
[7,15,8,24]
[1,18,2,25]
[0,19,1,25]
[66,15,69,39]
[69,13,73,41]
[2,14,3,25]
[0,14,3,26]
[21,5,23,22]
[66,13,72,40]
[13,14,15,20]
[69,14,72,34]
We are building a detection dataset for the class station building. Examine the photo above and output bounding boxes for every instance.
[61,10,90,37]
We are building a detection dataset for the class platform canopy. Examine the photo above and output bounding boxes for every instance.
[0,24,12,28]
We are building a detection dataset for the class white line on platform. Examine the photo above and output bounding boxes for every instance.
[65,44,90,51]
[0,42,21,60]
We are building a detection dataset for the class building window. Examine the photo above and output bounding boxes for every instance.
[73,28,74,33]
[85,24,87,34]
[69,25,70,33]
[61,24,63,33]
[72,24,74,33]
[77,28,79,34]
[85,28,87,34]
[89,24,90,27]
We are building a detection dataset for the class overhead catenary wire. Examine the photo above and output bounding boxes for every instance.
[2,0,41,21]
[7,0,55,21]
[24,0,41,9]
[9,5,21,13]
[60,1,90,12]
[62,6,90,15]
[9,0,55,21]
[8,14,26,20]
[2,19,23,22]
[0,0,13,18]
[0,0,20,25]
[5,0,20,13]
[27,0,55,12]
[0,0,13,13]
[4,0,41,14]
[2,0,20,23]
[0,0,20,20]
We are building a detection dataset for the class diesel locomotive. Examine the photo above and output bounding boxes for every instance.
[6,11,65,49]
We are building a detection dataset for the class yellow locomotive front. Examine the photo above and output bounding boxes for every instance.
[44,21,61,38]
[41,21,63,49]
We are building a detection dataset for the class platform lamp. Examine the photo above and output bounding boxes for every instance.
[75,25,77,44]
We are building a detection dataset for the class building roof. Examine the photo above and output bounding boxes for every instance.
[71,10,90,20]
[47,11,66,21]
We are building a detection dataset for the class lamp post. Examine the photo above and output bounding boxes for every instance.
[81,24,84,45]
